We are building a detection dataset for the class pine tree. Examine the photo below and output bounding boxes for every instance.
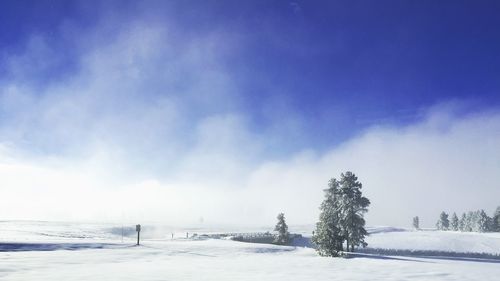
[337,172,370,252]
[412,216,419,230]
[313,178,344,256]
[274,213,290,245]
[471,210,481,232]
[465,211,474,232]
[436,211,449,230]
[313,172,370,255]
[477,209,490,232]
[458,213,467,232]
[492,206,500,232]
[458,213,466,231]
[450,212,459,231]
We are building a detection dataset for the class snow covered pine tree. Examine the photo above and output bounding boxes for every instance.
[477,209,491,232]
[450,212,459,231]
[274,213,290,245]
[338,172,371,252]
[313,178,344,256]
[459,213,467,231]
[493,206,500,232]
[313,172,370,256]
[436,211,449,230]
[465,211,474,232]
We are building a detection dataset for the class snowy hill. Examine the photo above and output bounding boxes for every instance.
[365,227,500,255]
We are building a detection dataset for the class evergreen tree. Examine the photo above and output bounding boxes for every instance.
[436,211,449,230]
[465,211,474,232]
[274,213,290,245]
[337,172,370,252]
[412,216,419,230]
[477,209,490,232]
[492,206,500,232]
[471,210,481,232]
[450,212,459,231]
[313,172,370,256]
[486,214,494,232]
[313,178,344,256]
[459,213,467,231]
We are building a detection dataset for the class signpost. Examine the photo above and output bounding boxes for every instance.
[136,224,141,245]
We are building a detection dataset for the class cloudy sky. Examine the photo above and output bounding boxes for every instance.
[1,1,499,228]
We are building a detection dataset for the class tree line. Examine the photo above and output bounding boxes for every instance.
[435,208,500,232]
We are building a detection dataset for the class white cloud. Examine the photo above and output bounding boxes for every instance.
[0,18,499,229]
[241,108,500,228]
[2,105,499,228]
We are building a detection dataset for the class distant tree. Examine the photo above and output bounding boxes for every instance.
[477,209,490,232]
[459,213,467,232]
[465,211,474,232]
[455,209,498,233]
[274,213,290,245]
[450,212,459,231]
[493,206,500,232]
[313,178,344,256]
[471,210,481,232]
[436,211,449,230]
[486,214,494,232]
[412,216,420,230]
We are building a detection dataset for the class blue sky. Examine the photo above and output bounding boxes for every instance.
[1,1,499,226]
[2,0,499,152]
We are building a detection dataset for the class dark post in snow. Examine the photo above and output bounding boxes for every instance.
[136,224,141,245]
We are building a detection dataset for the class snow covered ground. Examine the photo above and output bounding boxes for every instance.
[1,221,499,280]
[365,227,500,254]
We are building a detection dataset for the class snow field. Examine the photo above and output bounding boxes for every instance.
[365,228,500,254]
[1,221,500,281]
